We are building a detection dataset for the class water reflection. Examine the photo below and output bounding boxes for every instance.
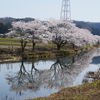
[82,48,100,84]
[83,65,100,83]
[6,61,40,93]
[1,48,100,100]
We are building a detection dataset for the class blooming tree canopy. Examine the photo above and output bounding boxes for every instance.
[23,19,47,51]
[6,18,100,51]
[7,19,47,51]
[40,18,100,49]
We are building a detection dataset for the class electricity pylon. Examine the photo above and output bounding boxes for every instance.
[60,0,71,21]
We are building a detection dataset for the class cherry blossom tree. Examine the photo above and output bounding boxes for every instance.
[45,19,74,50]
[25,19,47,51]
[94,35,100,44]
[42,18,100,50]
[7,19,47,52]
[11,21,30,52]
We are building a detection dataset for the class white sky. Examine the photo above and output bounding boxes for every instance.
[0,0,100,22]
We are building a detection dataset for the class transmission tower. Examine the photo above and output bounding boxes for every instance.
[60,0,71,21]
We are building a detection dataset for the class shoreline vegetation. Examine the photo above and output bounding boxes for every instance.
[0,38,99,63]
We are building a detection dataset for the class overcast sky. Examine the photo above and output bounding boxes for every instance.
[0,0,100,22]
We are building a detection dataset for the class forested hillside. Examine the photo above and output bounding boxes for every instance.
[87,22,100,30]
[73,21,100,36]
[0,17,100,36]
[0,17,34,24]
[0,23,12,34]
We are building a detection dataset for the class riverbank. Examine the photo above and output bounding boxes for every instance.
[0,38,100,63]
[30,80,100,100]
[0,44,99,63]
[0,49,75,63]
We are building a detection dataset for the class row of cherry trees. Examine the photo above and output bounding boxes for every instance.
[7,18,100,52]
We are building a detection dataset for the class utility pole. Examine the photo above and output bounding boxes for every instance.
[60,0,71,21]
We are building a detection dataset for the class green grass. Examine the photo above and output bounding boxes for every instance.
[0,38,20,42]
[0,38,55,48]
[0,38,20,46]
[0,42,20,46]
[0,42,32,46]
[0,37,33,46]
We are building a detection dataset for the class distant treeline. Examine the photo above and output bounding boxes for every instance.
[73,21,100,36]
[0,23,12,34]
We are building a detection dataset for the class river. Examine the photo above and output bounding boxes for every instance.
[0,48,100,100]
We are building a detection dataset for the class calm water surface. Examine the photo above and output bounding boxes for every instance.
[0,48,100,100]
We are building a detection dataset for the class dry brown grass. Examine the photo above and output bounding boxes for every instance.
[25,80,100,100]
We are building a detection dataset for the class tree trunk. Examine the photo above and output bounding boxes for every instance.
[57,44,61,50]
[72,43,75,49]
[20,40,27,53]
[32,40,36,51]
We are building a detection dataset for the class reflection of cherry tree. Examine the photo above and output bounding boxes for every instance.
[5,49,99,94]
[48,49,98,88]
[6,60,41,94]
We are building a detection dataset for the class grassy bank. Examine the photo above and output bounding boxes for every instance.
[25,80,100,100]
[0,38,99,63]
[0,38,77,62]
[0,48,75,63]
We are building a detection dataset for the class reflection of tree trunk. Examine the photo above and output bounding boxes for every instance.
[50,57,79,77]
[68,56,75,64]
[31,61,40,74]
[50,58,66,74]
[18,60,28,83]
[54,57,76,68]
